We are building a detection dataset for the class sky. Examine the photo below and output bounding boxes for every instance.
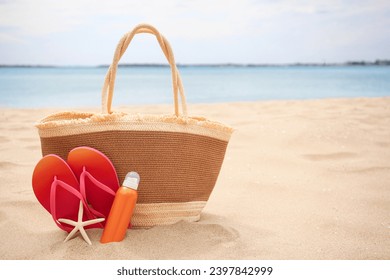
[0,0,389,65]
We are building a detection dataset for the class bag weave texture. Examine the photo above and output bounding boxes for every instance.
[36,24,233,228]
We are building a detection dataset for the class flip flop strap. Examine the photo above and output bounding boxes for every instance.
[79,167,116,218]
[50,176,91,231]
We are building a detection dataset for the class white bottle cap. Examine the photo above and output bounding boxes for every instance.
[122,171,140,190]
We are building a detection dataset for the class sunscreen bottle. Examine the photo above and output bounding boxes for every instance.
[100,171,140,243]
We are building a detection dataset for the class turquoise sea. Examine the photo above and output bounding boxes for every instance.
[0,66,389,108]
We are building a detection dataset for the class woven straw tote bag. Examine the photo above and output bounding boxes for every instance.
[36,23,233,228]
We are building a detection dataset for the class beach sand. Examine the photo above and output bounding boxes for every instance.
[0,97,389,260]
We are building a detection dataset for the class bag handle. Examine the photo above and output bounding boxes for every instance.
[101,23,188,117]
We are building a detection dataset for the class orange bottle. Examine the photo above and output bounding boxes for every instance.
[100,171,140,244]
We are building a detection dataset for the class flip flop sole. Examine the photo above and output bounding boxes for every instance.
[67,147,120,222]
[32,155,80,230]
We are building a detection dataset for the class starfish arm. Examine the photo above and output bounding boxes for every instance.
[82,218,105,227]
[79,226,92,245]
[63,226,79,243]
[78,201,84,221]
[58,218,77,227]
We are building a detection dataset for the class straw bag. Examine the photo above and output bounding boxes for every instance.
[36,23,233,228]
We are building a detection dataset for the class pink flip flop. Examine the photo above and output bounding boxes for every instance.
[67,147,120,226]
[32,155,97,232]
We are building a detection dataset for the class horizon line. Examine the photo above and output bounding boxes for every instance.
[1,60,389,68]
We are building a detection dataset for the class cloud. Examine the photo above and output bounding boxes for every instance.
[0,0,88,36]
[0,32,26,44]
[0,0,265,39]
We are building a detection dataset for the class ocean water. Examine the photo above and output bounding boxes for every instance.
[0,66,389,108]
